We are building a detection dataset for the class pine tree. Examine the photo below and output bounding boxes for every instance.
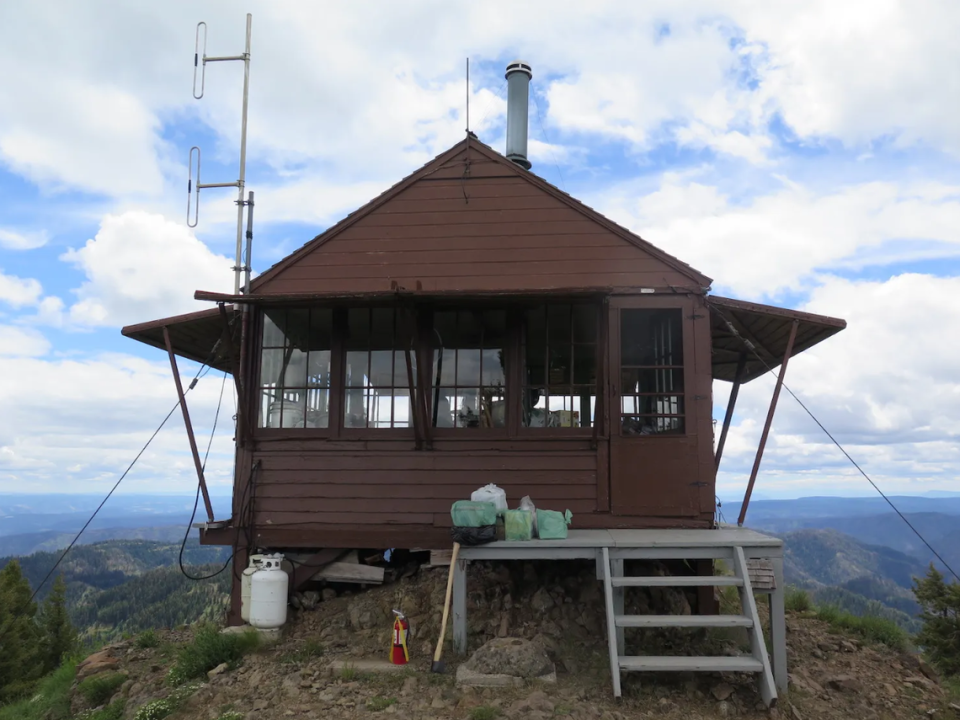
[0,560,44,701]
[40,574,76,673]
[914,564,960,677]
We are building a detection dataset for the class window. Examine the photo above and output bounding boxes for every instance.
[521,304,598,429]
[430,309,506,429]
[259,308,332,428]
[343,308,415,429]
[619,308,684,435]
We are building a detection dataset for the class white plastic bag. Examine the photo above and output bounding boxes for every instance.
[471,483,508,513]
[519,495,538,537]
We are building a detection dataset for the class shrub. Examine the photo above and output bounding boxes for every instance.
[133,699,173,720]
[77,673,127,707]
[76,699,126,720]
[135,630,160,649]
[0,661,76,720]
[913,564,960,677]
[785,587,813,612]
[469,706,500,720]
[816,605,908,650]
[167,625,259,686]
[367,696,398,712]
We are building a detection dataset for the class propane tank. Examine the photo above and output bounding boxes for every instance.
[249,553,288,629]
[240,554,265,623]
[390,610,410,665]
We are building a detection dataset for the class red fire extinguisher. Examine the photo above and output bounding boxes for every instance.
[390,610,410,665]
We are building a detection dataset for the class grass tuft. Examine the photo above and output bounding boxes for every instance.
[785,586,813,612]
[0,661,76,720]
[167,624,259,686]
[815,605,908,650]
[77,672,127,707]
[280,638,324,664]
[135,630,161,649]
[469,706,501,720]
[367,696,398,712]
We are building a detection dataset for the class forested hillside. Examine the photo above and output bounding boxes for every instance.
[0,539,231,644]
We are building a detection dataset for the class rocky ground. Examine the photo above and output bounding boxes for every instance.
[70,559,957,720]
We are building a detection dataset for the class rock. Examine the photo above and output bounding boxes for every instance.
[817,641,837,653]
[509,690,555,715]
[657,698,678,714]
[207,662,229,679]
[302,591,321,609]
[919,657,939,683]
[76,649,121,681]
[825,675,863,693]
[291,593,303,610]
[531,588,554,613]
[463,638,554,679]
[788,703,803,720]
[840,640,858,653]
[497,615,510,637]
[717,700,736,717]
[401,677,418,696]
[711,682,735,701]
[322,588,337,602]
[883,683,897,697]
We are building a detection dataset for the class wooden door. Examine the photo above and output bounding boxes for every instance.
[609,297,702,517]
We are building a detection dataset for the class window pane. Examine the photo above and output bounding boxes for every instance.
[368,350,394,386]
[621,368,683,394]
[308,309,334,350]
[522,303,599,430]
[457,348,482,386]
[621,309,683,366]
[307,350,331,387]
[262,390,306,429]
[438,387,506,428]
[345,352,368,387]
[262,311,285,347]
[305,386,329,428]
[622,415,685,435]
[621,394,685,416]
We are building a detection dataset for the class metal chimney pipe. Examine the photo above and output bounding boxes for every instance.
[505,60,532,170]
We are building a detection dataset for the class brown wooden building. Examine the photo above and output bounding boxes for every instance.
[123,135,845,619]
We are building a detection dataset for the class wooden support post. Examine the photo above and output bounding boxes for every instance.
[769,556,788,693]
[164,326,215,523]
[715,351,746,469]
[738,321,798,527]
[289,549,343,592]
[453,557,468,655]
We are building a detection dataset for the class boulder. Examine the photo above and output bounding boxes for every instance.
[76,649,121,681]
[463,638,554,679]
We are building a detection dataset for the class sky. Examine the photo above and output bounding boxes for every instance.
[0,1,958,503]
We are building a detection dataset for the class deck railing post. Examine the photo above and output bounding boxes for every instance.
[738,320,798,526]
[164,326,216,523]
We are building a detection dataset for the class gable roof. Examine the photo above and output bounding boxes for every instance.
[249,136,711,296]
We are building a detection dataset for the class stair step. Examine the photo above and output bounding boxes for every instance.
[618,655,764,673]
[615,614,753,629]
[611,576,743,588]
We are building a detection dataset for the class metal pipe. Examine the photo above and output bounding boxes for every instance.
[163,326,216,522]
[715,351,747,469]
[738,320,799,526]
[505,61,532,170]
[205,55,246,62]
[244,190,254,293]
[233,13,252,296]
[198,181,240,189]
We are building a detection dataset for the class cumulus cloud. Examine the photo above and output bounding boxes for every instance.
[715,273,960,499]
[0,352,236,494]
[0,271,43,308]
[592,176,960,297]
[0,326,50,357]
[61,211,234,327]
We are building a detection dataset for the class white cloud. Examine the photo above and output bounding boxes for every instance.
[61,211,234,327]
[715,273,960,499]
[0,271,42,308]
[0,326,50,357]
[0,352,236,494]
[0,228,47,250]
[592,176,960,297]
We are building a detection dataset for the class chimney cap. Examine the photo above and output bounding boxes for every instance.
[505,60,532,80]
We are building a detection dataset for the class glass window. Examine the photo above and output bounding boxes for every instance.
[521,304,598,429]
[619,308,684,435]
[343,308,415,429]
[259,308,332,429]
[430,310,506,429]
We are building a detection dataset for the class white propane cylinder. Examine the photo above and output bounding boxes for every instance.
[240,554,266,623]
[249,554,288,629]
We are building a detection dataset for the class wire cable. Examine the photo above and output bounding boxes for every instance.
[179,371,234,581]
[704,296,960,582]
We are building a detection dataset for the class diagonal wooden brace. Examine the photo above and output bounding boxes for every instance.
[164,326,215,523]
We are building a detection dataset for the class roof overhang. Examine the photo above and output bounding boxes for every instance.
[121,306,238,373]
[708,295,846,383]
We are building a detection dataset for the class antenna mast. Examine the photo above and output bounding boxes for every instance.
[187,14,254,295]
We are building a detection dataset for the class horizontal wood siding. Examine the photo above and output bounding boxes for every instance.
[256,161,693,296]
[247,440,598,542]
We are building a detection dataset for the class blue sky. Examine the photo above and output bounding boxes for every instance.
[0,1,959,502]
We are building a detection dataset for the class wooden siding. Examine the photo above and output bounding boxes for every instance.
[255,151,696,296]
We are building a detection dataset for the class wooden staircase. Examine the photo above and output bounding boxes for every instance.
[600,545,777,707]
